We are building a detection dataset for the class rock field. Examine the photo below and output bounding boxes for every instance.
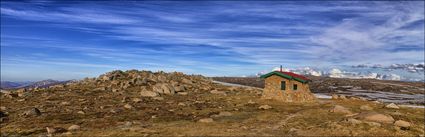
[1,70,424,136]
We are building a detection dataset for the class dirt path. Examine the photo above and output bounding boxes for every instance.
[212,81,262,90]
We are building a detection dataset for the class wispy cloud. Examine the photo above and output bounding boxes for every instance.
[309,2,424,64]
[0,7,139,24]
[1,1,424,80]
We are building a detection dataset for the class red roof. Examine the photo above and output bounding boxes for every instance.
[274,71,310,81]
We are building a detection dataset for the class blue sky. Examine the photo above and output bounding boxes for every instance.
[1,1,424,81]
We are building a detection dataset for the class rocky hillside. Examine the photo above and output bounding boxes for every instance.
[59,70,217,97]
[1,70,424,136]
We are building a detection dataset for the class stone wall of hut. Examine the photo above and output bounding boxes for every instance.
[262,75,316,102]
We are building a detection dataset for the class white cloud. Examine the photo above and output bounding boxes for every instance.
[1,1,423,80]
[309,3,424,65]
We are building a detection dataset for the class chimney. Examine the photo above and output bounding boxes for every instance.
[280,65,282,72]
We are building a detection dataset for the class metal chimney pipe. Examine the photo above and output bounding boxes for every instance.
[280,65,282,72]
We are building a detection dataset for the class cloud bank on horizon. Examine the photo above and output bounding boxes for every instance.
[1,1,424,81]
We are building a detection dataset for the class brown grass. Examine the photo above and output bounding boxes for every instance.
[1,84,424,136]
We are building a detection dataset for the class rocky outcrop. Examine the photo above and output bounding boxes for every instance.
[61,70,213,98]
[354,112,395,124]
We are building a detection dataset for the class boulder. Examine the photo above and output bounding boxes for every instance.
[153,83,175,95]
[210,90,226,95]
[177,92,188,95]
[247,100,256,104]
[22,107,41,117]
[178,102,186,106]
[331,94,339,100]
[349,97,360,100]
[146,76,157,83]
[77,111,85,115]
[346,118,362,124]
[161,84,175,95]
[67,125,81,131]
[111,80,121,86]
[140,88,159,97]
[153,84,162,94]
[174,85,185,92]
[134,78,147,85]
[0,106,7,111]
[110,108,122,114]
[329,105,352,114]
[121,97,129,103]
[198,118,214,123]
[16,89,27,97]
[355,112,395,124]
[372,101,382,104]
[122,81,132,89]
[100,75,111,81]
[46,127,67,134]
[3,92,18,99]
[182,78,193,85]
[360,105,373,111]
[339,95,347,100]
[385,103,399,109]
[94,87,107,91]
[132,98,142,103]
[60,101,71,106]
[394,120,411,129]
[124,104,133,109]
[157,75,167,82]
[259,105,272,110]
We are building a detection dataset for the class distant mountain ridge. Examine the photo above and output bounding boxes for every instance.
[0,81,32,89]
[0,79,68,90]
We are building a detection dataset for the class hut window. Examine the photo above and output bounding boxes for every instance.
[293,84,298,90]
[280,81,286,90]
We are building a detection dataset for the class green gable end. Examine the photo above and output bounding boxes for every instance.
[260,71,308,84]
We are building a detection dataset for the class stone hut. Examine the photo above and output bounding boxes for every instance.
[260,68,316,102]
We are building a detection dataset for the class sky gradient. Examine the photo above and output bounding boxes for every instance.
[1,1,424,81]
